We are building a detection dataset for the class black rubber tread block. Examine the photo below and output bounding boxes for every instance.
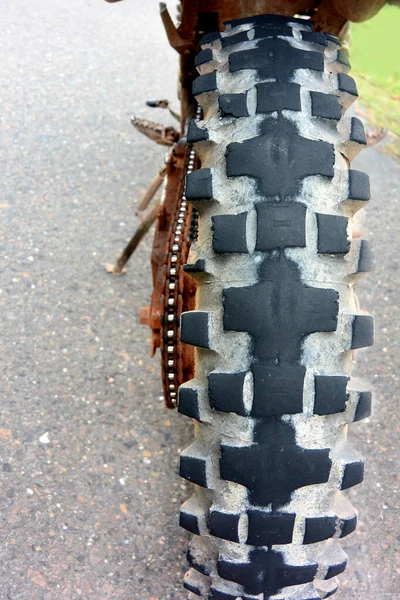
[222,24,294,46]
[187,547,210,576]
[358,240,373,272]
[256,82,301,113]
[185,168,213,201]
[183,569,209,596]
[301,31,328,46]
[195,48,214,67]
[226,119,334,198]
[351,315,374,349]
[337,73,358,97]
[256,202,306,250]
[187,120,209,144]
[224,14,311,28]
[325,559,347,579]
[339,514,357,538]
[209,510,240,543]
[325,33,341,46]
[251,364,305,416]
[348,169,370,201]
[218,93,248,118]
[220,420,332,508]
[223,256,338,364]
[350,117,367,145]
[316,579,339,599]
[221,30,249,47]
[337,49,351,68]
[199,31,221,45]
[180,455,208,487]
[192,71,218,96]
[183,259,206,274]
[178,387,201,421]
[180,510,201,535]
[353,391,372,422]
[253,24,293,38]
[316,213,350,254]
[303,516,337,544]
[246,510,295,546]
[208,371,246,415]
[229,38,323,81]
[350,239,373,274]
[341,461,364,490]
[181,311,210,349]
[209,589,239,600]
[183,581,201,596]
[218,548,317,597]
[314,375,349,415]
[212,213,248,253]
[310,91,342,121]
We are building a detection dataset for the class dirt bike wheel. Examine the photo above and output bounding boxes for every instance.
[178,14,373,600]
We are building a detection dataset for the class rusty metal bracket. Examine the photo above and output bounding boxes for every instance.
[159,3,194,54]
[105,201,160,275]
[137,166,166,213]
[131,116,180,146]
[146,99,181,122]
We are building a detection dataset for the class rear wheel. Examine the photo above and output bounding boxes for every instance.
[179,14,373,600]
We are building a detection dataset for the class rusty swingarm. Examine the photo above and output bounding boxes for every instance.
[106,1,392,407]
[106,90,199,408]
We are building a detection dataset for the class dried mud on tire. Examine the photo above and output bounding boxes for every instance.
[179,14,373,600]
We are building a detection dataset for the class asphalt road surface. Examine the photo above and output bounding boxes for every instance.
[1,1,399,599]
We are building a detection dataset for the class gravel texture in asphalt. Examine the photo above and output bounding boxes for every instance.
[0,1,399,599]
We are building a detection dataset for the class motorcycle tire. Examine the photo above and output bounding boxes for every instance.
[179,14,373,600]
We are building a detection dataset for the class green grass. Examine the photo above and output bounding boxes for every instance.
[350,4,400,157]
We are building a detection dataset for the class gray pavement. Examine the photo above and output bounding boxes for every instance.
[0,1,399,599]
